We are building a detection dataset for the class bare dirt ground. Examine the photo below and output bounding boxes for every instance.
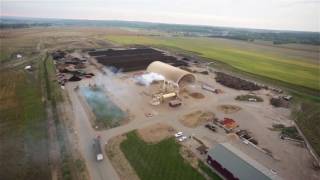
[137,123,175,143]
[180,145,199,168]
[180,111,215,128]
[48,40,320,180]
[57,99,90,180]
[217,104,242,114]
[180,88,205,99]
[105,135,139,180]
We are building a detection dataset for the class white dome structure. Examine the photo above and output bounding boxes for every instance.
[146,61,195,86]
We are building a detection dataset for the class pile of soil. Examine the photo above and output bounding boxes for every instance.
[217,105,242,114]
[215,72,261,91]
[69,75,81,81]
[270,98,289,108]
[180,89,205,99]
[89,48,187,72]
[189,92,205,99]
[180,111,215,128]
[137,123,174,143]
[180,146,198,168]
[51,50,66,60]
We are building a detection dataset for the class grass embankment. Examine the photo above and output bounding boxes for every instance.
[106,35,320,95]
[0,58,50,179]
[293,101,320,156]
[198,160,222,180]
[120,131,221,180]
[236,94,263,102]
[43,54,87,180]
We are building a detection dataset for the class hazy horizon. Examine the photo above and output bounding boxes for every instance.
[1,0,320,32]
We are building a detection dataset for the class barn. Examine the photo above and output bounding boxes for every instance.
[206,143,281,180]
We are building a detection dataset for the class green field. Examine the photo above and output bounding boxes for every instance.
[120,131,221,180]
[294,102,320,156]
[106,35,320,91]
[0,59,50,179]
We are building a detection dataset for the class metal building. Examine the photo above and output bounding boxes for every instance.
[207,143,281,180]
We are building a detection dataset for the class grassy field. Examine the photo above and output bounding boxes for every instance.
[120,131,221,180]
[0,27,109,180]
[106,35,320,91]
[293,101,320,156]
[0,58,50,179]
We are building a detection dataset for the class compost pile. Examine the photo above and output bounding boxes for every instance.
[89,48,187,72]
[51,50,66,60]
[270,97,289,108]
[215,72,261,90]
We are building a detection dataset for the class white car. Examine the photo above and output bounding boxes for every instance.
[175,132,183,138]
[178,136,188,142]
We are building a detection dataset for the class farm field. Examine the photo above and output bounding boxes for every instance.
[106,35,320,91]
[0,66,50,179]
[120,131,221,180]
[0,27,113,180]
[1,27,319,180]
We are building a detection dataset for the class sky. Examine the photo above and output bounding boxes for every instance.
[1,0,320,32]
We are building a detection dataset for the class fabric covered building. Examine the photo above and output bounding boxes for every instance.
[146,61,195,87]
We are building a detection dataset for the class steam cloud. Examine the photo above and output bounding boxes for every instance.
[135,72,165,86]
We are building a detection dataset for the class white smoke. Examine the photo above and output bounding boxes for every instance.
[135,72,165,86]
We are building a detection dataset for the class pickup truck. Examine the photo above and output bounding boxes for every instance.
[93,136,104,161]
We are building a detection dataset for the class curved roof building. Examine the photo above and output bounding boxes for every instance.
[147,61,195,86]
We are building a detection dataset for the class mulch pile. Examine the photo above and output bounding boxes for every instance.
[215,72,261,91]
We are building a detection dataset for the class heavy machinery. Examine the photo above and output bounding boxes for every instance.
[150,80,180,106]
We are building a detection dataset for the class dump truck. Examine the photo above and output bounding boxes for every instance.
[93,136,104,161]
[169,99,182,107]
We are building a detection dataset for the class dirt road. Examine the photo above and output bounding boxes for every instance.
[66,84,120,180]
[64,66,319,180]
[65,81,221,180]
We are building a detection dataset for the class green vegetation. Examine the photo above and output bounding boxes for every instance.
[270,124,303,140]
[106,35,320,92]
[0,56,50,179]
[43,55,62,102]
[120,131,214,180]
[2,17,319,45]
[198,160,222,180]
[43,54,87,180]
[43,54,73,180]
[235,94,263,102]
[294,102,320,155]
[80,86,125,129]
[271,124,286,131]
[281,126,303,140]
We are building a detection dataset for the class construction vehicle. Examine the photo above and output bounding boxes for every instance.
[93,135,104,161]
[205,124,216,132]
[169,99,182,107]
